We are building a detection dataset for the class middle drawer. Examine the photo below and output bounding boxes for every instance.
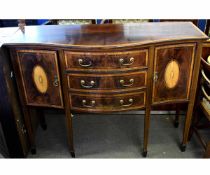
[67,71,147,92]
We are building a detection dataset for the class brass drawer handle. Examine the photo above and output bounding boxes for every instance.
[120,78,134,87]
[80,80,95,88]
[78,59,92,67]
[53,75,59,87]
[82,100,96,108]
[120,98,133,107]
[119,57,134,66]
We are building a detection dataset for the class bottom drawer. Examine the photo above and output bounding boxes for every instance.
[70,91,145,113]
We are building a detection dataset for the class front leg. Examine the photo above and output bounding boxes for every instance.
[174,105,180,128]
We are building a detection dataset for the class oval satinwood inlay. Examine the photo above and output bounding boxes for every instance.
[32,65,48,93]
[164,60,180,89]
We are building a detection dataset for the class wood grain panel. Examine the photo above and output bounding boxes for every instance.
[70,91,145,113]
[2,23,208,49]
[152,44,195,104]
[16,50,63,108]
[67,71,147,92]
[64,50,148,71]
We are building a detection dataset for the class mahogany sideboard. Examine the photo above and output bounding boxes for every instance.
[0,22,208,157]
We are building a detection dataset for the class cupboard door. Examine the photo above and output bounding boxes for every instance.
[152,44,195,104]
[16,50,63,108]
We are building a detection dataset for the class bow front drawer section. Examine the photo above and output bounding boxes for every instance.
[67,71,147,92]
[70,91,146,112]
[64,50,148,71]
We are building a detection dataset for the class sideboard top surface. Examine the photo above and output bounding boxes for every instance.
[0,22,208,49]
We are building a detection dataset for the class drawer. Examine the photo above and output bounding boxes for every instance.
[68,71,147,92]
[70,91,145,112]
[64,50,148,71]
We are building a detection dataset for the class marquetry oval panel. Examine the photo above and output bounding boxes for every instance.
[32,65,48,93]
[164,60,180,89]
[152,44,195,104]
[15,50,63,108]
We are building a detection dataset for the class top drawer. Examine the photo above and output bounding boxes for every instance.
[64,50,148,71]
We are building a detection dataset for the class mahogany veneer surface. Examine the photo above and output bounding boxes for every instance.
[0,22,207,48]
[0,22,209,157]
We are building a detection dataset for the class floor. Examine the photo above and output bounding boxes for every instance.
[26,112,206,158]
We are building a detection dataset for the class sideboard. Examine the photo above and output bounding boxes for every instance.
[0,22,208,157]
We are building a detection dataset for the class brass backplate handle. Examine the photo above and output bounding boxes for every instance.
[120,78,134,87]
[119,57,134,66]
[120,98,133,107]
[82,99,96,108]
[80,80,95,88]
[78,58,92,67]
